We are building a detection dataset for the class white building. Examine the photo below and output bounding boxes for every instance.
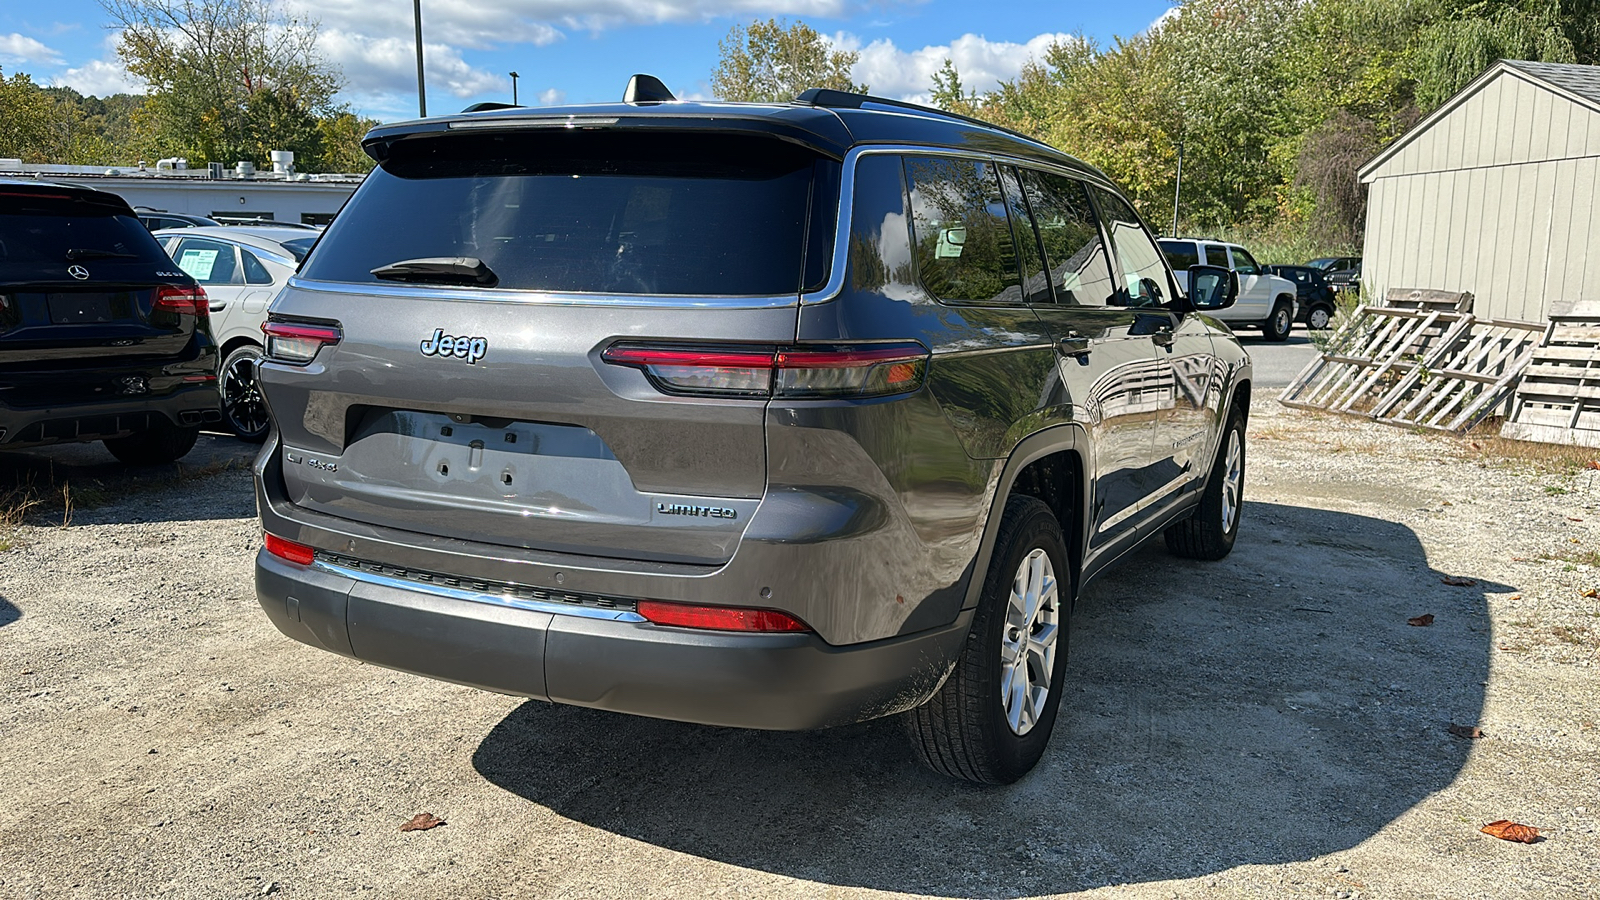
[1358,60,1600,322]
[0,155,363,227]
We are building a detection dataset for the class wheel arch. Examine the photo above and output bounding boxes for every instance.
[963,425,1090,613]
[219,334,264,360]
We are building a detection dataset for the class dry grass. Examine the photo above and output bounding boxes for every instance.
[0,456,243,552]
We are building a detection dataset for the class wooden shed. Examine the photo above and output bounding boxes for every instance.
[1358,60,1600,322]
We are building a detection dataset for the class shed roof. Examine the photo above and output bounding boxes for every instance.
[1358,59,1600,182]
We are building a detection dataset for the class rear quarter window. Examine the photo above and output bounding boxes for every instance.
[1159,241,1199,271]
[300,131,834,297]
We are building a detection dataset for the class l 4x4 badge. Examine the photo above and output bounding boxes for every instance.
[420,328,488,365]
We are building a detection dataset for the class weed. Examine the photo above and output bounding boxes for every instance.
[1551,624,1597,646]
[1546,485,1572,495]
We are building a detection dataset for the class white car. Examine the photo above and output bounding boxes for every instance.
[1159,239,1299,341]
[154,226,319,441]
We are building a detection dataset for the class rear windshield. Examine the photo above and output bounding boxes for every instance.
[281,237,317,261]
[300,131,835,296]
[1,203,173,283]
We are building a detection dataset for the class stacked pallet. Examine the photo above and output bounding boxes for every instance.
[1279,288,1543,433]
[1500,302,1600,447]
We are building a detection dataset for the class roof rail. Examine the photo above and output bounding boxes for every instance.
[793,88,1047,148]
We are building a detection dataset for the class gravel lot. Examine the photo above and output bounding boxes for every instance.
[2,401,1597,900]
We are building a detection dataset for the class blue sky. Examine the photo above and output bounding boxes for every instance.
[1,0,1176,122]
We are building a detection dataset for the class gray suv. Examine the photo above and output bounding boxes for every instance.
[253,82,1252,784]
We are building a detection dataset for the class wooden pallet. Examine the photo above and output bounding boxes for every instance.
[1501,304,1600,447]
[1382,288,1473,314]
[1280,304,1542,433]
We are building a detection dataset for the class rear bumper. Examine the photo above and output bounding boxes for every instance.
[0,382,221,449]
[256,548,969,730]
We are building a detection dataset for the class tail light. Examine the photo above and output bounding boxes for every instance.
[636,600,811,633]
[263,320,341,365]
[153,285,209,320]
[264,533,315,565]
[602,342,928,399]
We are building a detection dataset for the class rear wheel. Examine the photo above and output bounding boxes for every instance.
[1164,406,1245,560]
[220,343,270,443]
[1262,301,1293,342]
[907,494,1069,784]
[103,420,200,466]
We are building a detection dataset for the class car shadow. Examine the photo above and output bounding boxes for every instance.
[0,433,257,525]
[472,500,1502,897]
[0,595,17,628]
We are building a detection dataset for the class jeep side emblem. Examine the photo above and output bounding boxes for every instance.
[420,328,487,364]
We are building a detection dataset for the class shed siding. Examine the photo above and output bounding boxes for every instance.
[1361,68,1600,322]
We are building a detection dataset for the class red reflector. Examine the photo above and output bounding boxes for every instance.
[264,533,315,566]
[153,284,209,320]
[636,600,810,633]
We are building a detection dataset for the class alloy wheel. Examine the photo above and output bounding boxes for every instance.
[1000,547,1061,736]
[1221,427,1243,533]
[221,347,270,440]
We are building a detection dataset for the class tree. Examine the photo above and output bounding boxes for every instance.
[711,19,865,102]
[930,59,977,114]
[100,0,343,166]
[314,112,379,173]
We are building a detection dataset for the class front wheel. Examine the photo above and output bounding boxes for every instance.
[1164,407,1245,560]
[1305,304,1334,330]
[1262,301,1293,342]
[219,343,270,443]
[906,494,1069,784]
[103,420,201,466]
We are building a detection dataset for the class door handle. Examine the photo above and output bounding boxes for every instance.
[1152,330,1175,348]
[209,301,228,312]
[1057,334,1091,357]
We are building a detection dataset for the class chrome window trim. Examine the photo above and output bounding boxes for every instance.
[284,276,800,309]
[312,559,648,623]
[800,144,1118,306]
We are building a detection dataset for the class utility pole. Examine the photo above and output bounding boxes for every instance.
[1171,140,1184,238]
[413,0,427,117]
[510,71,519,105]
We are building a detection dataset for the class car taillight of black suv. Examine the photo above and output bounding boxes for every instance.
[1,180,220,463]
[251,79,1253,784]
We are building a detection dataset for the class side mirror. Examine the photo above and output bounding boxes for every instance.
[1187,264,1238,311]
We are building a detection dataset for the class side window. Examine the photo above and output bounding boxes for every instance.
[1160,240,1199,271]
[1229,246,1262,275]
[904,156,1022,304]
[1201,243,1227,266]
[172,238,240,285]
[1088,186,1170,308]
[997,166,1051,304]
[1017,169,1118,307]
[241,249,275,285]
[845,154,917,298]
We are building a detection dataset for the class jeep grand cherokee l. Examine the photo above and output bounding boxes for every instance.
[253,82,1252,783]
[2,180,219,463]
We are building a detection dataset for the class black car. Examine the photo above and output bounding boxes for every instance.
[1,180,221,463]
[1267,264,1337,329]
[1327,261,1362,296]
[134,209,221,231]
[1307,256,1360,275]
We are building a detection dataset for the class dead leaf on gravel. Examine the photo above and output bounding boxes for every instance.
[399,813,445,832]
[1582,588,1598,599]
[1447,723,1484,739]
[1586,460,1600,470]
[1442,576,1478,587]
[1480,820,1540,843]
[1508,594,1523,601]
[1408,614,1436,626]
[1569,517,1585,522]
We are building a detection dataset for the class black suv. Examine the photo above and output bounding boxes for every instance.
[252,82,1252,783]
[1,180,220,463]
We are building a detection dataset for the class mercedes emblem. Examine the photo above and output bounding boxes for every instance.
[68,265,90,281]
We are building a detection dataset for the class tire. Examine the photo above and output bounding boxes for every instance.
[907,494,1070,784]
[1164,406,1245,560]
[103,420,201,466]
[1262,300,1293,342]
[219,343,271,443]
[1305,304,1334,331]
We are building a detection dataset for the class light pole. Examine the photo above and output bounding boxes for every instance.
[413,0,427,117]
[1171,140,1184,238]
[510,71,519,105]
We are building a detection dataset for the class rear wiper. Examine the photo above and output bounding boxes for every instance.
[370,256,498,287]
[65,248,139,260]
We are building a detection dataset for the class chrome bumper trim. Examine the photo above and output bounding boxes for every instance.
[311,560,648,623]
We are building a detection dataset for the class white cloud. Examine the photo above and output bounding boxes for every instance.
[52,59,145,96]
[1147,6,1181,34]
[536,88,565,106]
[0,32,61,65]
[835,31,1073,104]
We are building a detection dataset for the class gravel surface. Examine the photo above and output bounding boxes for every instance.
[2,404,1597,899]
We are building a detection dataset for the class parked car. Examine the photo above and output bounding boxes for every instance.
[1159,238,1299,340]
[153,226,318,441]
[1328,261,1363,295]
[1306,256,1360,275]
[0,180,219,463]
[135,208,220,231]
[250,81,1253,784]
[1266,264,1338,329]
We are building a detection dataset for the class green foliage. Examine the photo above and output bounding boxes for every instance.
[0,67,61,161]
[711,18,866,102]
